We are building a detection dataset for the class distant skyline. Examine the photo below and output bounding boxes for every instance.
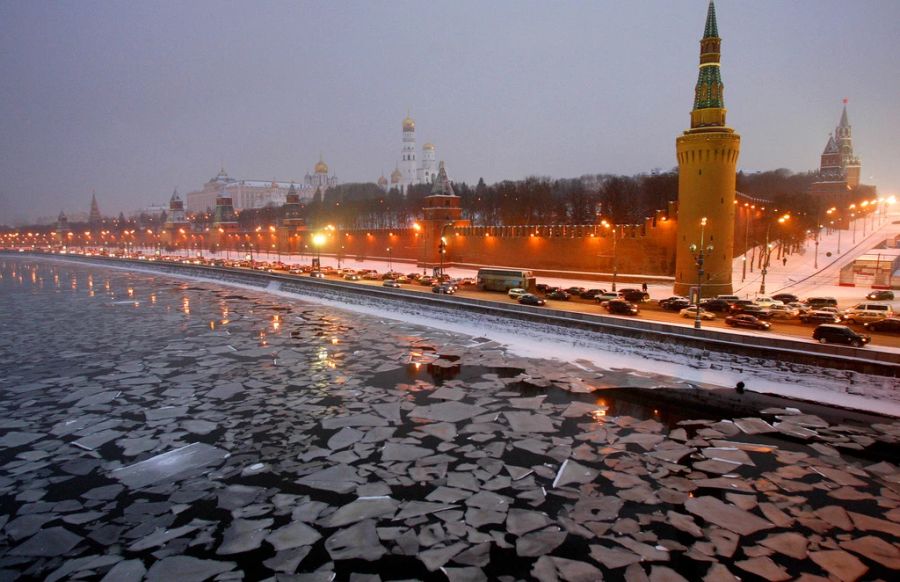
[1,0,899,224]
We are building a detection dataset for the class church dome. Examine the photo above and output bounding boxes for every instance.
[390,167,402,183]
[377,175,388,186]
[315,158,328,174]
[423,142,435,151]
[402,115,415,132]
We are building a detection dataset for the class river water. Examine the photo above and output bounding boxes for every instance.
[0,257,897,581]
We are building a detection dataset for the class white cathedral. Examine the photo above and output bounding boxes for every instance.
[377,113,438,194]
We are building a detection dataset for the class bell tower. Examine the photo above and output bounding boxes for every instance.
[674,1,741,297]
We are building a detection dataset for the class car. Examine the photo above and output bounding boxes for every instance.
[309,270,325,278]
[604,299,639,315]
[813,324,870,347]
[458,277,476,286]
[382,271,401,280]
[724,314,771,330]
[863,317,900,333]
[799,310,842,324]
[362,271,380,280]
[659,295,688,306]
[699,298,733,313]
[620,289,650,302]
[772,293,799,304]
[728,300,756,313]
[580,288,606,300]
[731,304,772,319]
[806,296,838,309]
[518,294,546,306]
[716,294,741,302]
[508,288,528,299]
[594,292,620,304]
[566,286,587,296]
[432,284,455,295]
[343,273,361,281]
[536,283,553,293]
[382,279,401,288]
[754,296,784,308]
[767,304,799,319]
[679,306,716,320]
[395,275,410,284]
[419,277,437,286]
[841,303,894,324]
[866,290,895,301]
[547,290,570,300]
[660,298,692,311]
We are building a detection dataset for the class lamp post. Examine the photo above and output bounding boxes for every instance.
[601,220,618,292]
[438,223,453,280]
[312,233,325,269]
[741,204,754,282]
[758,215,789,295]
[688,217,713,330]
[386,247,393,272]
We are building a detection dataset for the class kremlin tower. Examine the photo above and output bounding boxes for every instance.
[400,113,417,192]
[674,1,741,298]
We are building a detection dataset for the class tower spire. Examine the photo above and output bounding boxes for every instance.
[690,1,727,128]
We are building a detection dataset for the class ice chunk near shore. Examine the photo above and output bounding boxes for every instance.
[111,443,229,488]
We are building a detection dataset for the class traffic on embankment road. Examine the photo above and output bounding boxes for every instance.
[6,249,900,375]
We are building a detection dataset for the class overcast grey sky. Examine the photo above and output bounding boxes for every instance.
[1,0,898,224]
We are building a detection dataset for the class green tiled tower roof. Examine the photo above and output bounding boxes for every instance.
[693,1,725,111]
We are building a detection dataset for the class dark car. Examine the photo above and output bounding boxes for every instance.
[620,289,650,303]
[518,294,546,306]
[866,290,895,301]
[732,304,772,319]
[800,310,842,324]
[813,324,871,347]
[772,293,800,304]
[863,317,900,333]
[660,298,692,311]
[728,300,756,313]
[432,284,455,295]
[309,270,325,278]
[420,277,437,286]
[724,314,771,330]
[382,279,401,288]
[580,288,606,300]
[700,298,733,313]
[566,286,586,296]
[547,290,570,300]
[806,296,838,309]
[604,299,639,315]
[535,283,552,293]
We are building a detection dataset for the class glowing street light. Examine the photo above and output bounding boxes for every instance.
[312,232,326,269]
[688,217,713,330]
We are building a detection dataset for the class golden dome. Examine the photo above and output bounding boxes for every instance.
[390,167,402,183]
[423,142,435,151]
[402,115,415,132]
[377,174,388,185]
[314,157,328,174]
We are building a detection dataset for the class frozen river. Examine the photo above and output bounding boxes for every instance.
[0,257,898,581]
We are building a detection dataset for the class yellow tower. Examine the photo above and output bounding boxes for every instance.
[674,1,740,298]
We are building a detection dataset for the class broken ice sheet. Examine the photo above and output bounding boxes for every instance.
[111,442,229,489]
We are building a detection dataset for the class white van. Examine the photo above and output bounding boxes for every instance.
[841,303,893,324]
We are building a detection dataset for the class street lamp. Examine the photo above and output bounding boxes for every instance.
[386,247,393,272]
[601,220,618,292]
[688,217,713,330]
[741,203,754,282]
[759,215,789,295]
[438,223,454,280]
[312,233,326,269]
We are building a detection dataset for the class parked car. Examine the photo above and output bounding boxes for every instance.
[806,296,838,309]
[715,294,742,303]
[419,277,437,286]
[580,288,606,300]
[432,284,455,295]
[728,299,756,313]
[863,317,900,333]
[813,324,870,347]
[566,286,587,296]
[382,279,401,288]
[799,310,842,324]
[699,298,733,313]
[536,283,553,293]
[865,290,895,301]
[724,314,771,330]
[362,271,381,280]
[772,293,800,304]
[547,290,570,301]
[679,306,716,320]
[754,296,784,308]
[309,270,325,278]
[731,304,772,319]
[841,303,894,324]
[594,292,621,304]
[604,299,639,315]
[343,273,361,281]
[660,297,692,311]
[508,288,528,299]
[518,294,546,306]
[620,289,650,302]
[767,304,799,319]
